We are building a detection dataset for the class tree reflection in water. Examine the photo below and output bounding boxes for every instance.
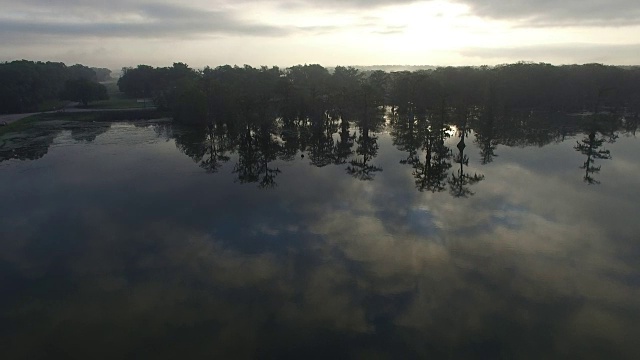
[2,107,632,195]
[574,114,618,184]
[448,111,484,197]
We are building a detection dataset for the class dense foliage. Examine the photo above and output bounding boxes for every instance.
[60,78,109,106]
[0,60,108,113]
[116,62,640,189]
[117,62,640,125]
[114,61,640,190]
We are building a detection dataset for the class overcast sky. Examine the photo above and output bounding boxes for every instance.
[1,0,639,69]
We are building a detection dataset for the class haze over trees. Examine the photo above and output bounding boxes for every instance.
[91,67,112,82]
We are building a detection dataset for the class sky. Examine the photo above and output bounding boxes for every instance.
[1,0,639,69]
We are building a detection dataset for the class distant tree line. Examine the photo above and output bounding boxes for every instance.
[117,62,640,125]
[0,60,110,113]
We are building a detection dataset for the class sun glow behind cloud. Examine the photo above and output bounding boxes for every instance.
[229,1,502,65]
[231,0,640,66]
[0,0,638,67]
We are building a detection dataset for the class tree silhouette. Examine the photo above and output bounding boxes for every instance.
[60,78,108,106]
[473,91,499,165]
[574,130,612,184]
[391,102,453,192]
[414,109,452,193]
[448,117,484,197]
[332,117,355,165]
[346,110,383,181]
[307,114,338,168]
[623,114,638,136]
[233,121,282,188]
[199,122,233,173]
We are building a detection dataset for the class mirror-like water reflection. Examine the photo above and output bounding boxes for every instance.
[1,109,639,359]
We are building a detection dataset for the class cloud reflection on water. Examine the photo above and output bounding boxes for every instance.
[1,120,639,358]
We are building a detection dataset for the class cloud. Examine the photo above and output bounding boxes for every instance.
[451,0,640,26]
[3,0,640,44]
[275,0,640,27]
[372,25,407,35]
[0,2,290,40]
[460,43,640,64]
[274,0,419,11]
[255,0,640,27]
[2,0,407,42]
[282,0,640,27]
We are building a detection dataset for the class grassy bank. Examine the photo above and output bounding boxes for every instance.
[36,99,69,112]
[0,109,171,136]
[0,116,44,136]
[33,109,170,122]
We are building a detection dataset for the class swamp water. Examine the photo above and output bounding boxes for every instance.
[1,114,639,359]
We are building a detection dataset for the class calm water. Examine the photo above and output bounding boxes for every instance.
[1,114,639,359]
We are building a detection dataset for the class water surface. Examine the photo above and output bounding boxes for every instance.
[1,114,639,359]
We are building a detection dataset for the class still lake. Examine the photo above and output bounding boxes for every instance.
[1,113,639,359]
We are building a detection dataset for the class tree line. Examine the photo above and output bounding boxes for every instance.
[4,60,639,118]
[116,62,640,125]
[4,97,633,190]
[113,61,640,189]
[0,60,111,113]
